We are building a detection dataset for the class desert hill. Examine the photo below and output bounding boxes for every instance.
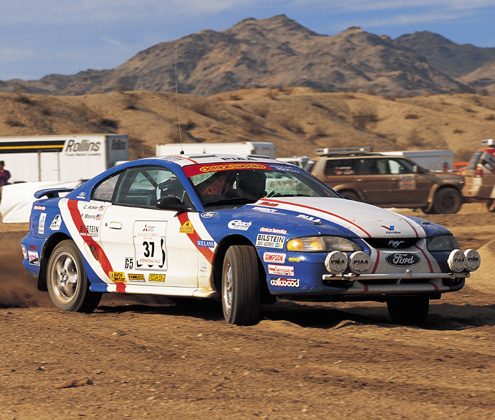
[1,88,494,159]
[3,15,495,97]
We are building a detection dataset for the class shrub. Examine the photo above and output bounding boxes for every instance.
[404,113,419,120]
[352,111,379,129]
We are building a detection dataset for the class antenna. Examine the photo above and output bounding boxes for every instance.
[174,40,184,154]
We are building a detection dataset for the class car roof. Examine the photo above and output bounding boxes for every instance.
[150,153,283,167]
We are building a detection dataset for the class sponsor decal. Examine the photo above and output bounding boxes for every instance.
[21,245,28,260]
[385,253,421,267]
[288,256,302,263]
[297,214,321,224]
[197,240,215,248]
[28,250,39,265]
[260,227,287,235]
[263,252,286,263]
[49,214,62,231]
[184,162,270,176]
[76,192,87,199]
[110,271,126,283]
[268,264,294,276]
[134,221,167,270]
[180,221,195,234]
[398,178,416,190]
[251,207,279,214]
[38,213,47,235]
[128,273,145,282]
[81,213,102,221]
[269,277,300,288]
[381,225,401,235]
[200,212,218,218]
[258,201,278,207]
[149,273,166,282]
[387,239,405,249]
[33,205,46,211]
[199,262,209,272]
[256,234,285,249]
[228,220,252,231]
[80,225,99,237]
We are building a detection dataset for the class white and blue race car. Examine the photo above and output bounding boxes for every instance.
[21,154,481,325]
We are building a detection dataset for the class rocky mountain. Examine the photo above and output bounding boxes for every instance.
[1,15,494,97]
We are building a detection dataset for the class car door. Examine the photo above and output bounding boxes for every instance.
[355,158,395,205]
[387,158,430,206]
[98,165,198,288]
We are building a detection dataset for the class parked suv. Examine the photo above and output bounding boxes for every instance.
[462,139,495,212]
[310,147,464,213]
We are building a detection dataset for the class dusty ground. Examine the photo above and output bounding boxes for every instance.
[0,204,494,419]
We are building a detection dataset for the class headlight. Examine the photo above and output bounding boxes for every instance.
[427,235,459,251]
[287,236,361,252]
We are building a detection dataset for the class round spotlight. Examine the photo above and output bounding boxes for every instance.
[448,249,465,272]
[325,251,348,274]
[348,251,371,274]
[464,249,481,272]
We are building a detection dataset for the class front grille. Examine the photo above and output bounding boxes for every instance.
[365,237,419,249]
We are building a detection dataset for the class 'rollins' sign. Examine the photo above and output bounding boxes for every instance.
[64,139,101,154]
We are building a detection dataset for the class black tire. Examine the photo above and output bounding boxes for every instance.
[340,190,360,201]
[46,240,102,312]
[222,245,261,325]
[386,295,429,325]
[431,188,462,214]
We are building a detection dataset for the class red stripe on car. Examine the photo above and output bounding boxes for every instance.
[259,198,371,238]
[67,200,119,290]
[414,245,434,273]
[177,213,214,263]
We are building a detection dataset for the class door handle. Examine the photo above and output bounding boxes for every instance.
[107,221,122,230]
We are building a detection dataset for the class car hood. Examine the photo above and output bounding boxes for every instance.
[242,197,429,239]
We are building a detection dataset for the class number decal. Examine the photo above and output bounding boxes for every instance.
[125,258,134,270]
[133,221,168,270]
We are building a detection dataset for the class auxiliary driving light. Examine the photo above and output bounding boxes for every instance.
[447,249,466,272]
[324,251,348,274]
[464,249,481,272]
[348,251,371,274]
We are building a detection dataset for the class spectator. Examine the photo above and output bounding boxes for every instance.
[0,161,11,186]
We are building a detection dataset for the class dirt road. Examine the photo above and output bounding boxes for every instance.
[1,206,494,419]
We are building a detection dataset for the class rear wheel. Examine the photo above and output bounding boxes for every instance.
[386,295,429,325]
[222,245,261,325]
[431,188,462,214]
[47,240,101,312]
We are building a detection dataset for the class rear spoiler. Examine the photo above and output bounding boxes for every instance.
[34,187,75,199]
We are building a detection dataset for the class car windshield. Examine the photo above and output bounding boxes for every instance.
[185,162,338,207]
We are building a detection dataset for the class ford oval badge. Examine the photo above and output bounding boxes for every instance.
[385,253,421,266]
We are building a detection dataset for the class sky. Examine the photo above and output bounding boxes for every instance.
[1,0,495,81]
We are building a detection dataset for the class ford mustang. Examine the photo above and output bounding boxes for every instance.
[21,154,481,325]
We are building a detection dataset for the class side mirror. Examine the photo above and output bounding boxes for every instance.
[156,196,189,211]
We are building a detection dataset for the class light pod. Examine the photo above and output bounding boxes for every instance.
[447,249,465,272]
[464,249,481,272]
[348,251,371,274]
[325,251,348,274]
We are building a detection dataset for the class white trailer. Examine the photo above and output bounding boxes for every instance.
[0,134,128,183]
[156,142,276,159]
[381,150,454,172]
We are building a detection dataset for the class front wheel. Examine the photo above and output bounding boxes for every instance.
[339,190,361,201]
[487,199,495,212]
[386,295,429,325]
[222,245,261,325]
[431,188,462,214]
[46,240,101,312]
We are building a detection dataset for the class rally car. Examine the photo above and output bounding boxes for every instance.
[21,154,481,325]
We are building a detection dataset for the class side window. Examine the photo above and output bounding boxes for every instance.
[92,173,120,202]
[358,159,388,175]
[324,159,355,175]
[389,159,413,175]
[114,166,186,208]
